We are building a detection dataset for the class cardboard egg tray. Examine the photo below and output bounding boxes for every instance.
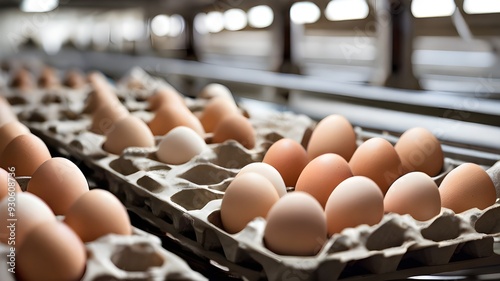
[3,68,500,280]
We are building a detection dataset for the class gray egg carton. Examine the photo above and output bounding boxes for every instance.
[0,226,207,281]
[4,69,500,280]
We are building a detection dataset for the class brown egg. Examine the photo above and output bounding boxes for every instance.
[325,176,384,235]
[148,87,185,111]
[295,153,353,208]
[64,189,132,242]
[306,114,357,161]
[263,138,309,187]
[90,101,129,135]
[38,67,60,89]
[349,137,403,194]
[0,134,51,176]
[10,68,34,90]
[64,69,87,89]
[439,163,496,213]
[212,114,255,149]
[27,157,89,215]
[199,97,239,133]
[384,172,441,221]
[394,127,444,176]
[264,192,327,256]
[84,72,119,113]
[198,83,235,101]
[0,167,21,200]
[103,115,156,155]
[0,192,56,246]
[0,121,30,155]
[17,220,86,281]
[148,104,205,136]
[0,97,17,127]
[220,172,279,234]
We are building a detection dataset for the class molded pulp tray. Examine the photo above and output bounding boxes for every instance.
[4,68,500,281]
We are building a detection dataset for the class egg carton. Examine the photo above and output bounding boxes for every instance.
[4,69,500,280]
[0,226,207,281]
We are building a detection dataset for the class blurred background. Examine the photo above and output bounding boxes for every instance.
[0,0,499,163]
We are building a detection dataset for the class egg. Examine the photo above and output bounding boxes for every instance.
[0,121,30,155]
[220,172,279,234]
[439,163,496,213]
[384,172,441,221]
[90,101,129,135]
[38,67,60,89]
[64,69,86,89]
[148,87,185,111]
[295,153,353,208]
[84,73,119,113]
[0,167,21,200]
[148,104,205,136]
[236,162,287,197]
[0,134,52,176]
[198,83,235,101]
[0,192,56,246]
[349,137,403,194]
[306,114,357,161]
[262,138,309,187]
[394,127,444,176]
[64,189,132,242]
[27,157,89,215]
[213,114,255,149]
[199,97,239,133]
[156,126,207,165]
[264,192,327,256]
[325,176,384,235]
[17,220,86,281]
[10,68,34,90]
[103,115,156,155]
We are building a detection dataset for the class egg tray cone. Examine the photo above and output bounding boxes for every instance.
[3,68,500,281]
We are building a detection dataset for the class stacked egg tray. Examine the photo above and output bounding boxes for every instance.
[0,175,207,281]
[0,224,208,281]
[4,68,500,281]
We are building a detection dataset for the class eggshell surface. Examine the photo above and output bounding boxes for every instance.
[295,153,352,208]
[263,138,309,187]
[27,157,89,215]
[103,115,156,155]
[395,127,444,176]
[0,134,51,176]
[384,172,441,221]
[325,176,384,235]
[64,189,132,242]
[236,162,287,197]
[349,137,403,194]
[264,192,327,256]
[213,114,255,149]
[220,172,279,234]
[0,192,56,246]
[17,221,87,281]
[439,163,496,213]
[156,126,207,165]
[306,114,357,161]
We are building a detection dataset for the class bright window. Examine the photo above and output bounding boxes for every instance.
[464,0,500,14]
[325,0,369,21]
[411,0,456,18]
[291,2,321,24]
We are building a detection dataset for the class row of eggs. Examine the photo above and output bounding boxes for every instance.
[0,102,132,281]
[2,67,498,260]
